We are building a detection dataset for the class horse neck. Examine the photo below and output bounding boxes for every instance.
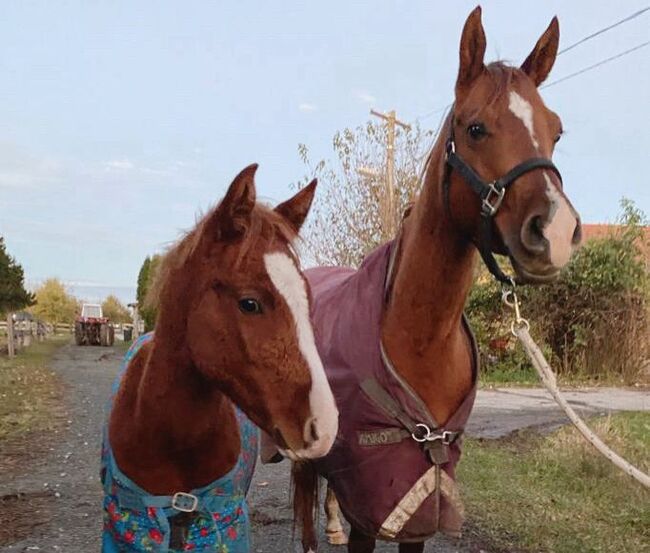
[382,140,476,424]
[111,306,240,493]
[137,335,227,448]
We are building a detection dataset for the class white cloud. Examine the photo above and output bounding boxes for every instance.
[353,89,377,104]
[298,102,318,113]
[0,142,67,189]
[104,159,135,171]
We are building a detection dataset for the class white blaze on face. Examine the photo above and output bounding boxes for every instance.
[509,91,539,151]
[263,251,338,457]
[543,173,577,268]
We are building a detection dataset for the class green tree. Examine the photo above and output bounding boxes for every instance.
[30,279,78,325]
[101,295,131,324]
[0,237,35,315]
[296,120,433,267]
[136,257,151,308]
[136,255,162,332]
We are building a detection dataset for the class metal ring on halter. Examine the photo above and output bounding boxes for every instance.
[411,423,432,443]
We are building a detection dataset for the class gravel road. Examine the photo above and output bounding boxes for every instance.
[1,341,647,552]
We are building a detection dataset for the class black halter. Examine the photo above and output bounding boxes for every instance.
[443,115,563,284]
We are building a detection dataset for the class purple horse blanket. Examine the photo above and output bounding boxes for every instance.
[307,241,478,542]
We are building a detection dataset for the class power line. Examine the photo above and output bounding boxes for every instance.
[542,40,650,89]
[415,103,450,123]
[558,6,650,55]
[414,7,650,122]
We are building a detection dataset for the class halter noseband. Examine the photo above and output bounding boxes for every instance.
[443,115,563,284]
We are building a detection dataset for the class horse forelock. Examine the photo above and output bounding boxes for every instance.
[147,203,299,314]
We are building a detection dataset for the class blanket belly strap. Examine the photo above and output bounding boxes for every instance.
[378,467,464,540]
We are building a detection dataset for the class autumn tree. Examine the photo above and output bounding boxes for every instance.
[30,279,78,325]
[295,120,433,267]
[102,295,131,324]
[0,237,35,316]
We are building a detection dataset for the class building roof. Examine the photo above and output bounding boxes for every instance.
[581,224,650,260]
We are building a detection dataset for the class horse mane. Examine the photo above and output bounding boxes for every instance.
[146,201,299,312]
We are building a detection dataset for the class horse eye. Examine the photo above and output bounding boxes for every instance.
[238,298,263,315]
[467,123,487,140]
[554,130,563,143]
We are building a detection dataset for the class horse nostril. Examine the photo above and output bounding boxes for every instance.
[521,214,547,254]
[572,218,582,246]
[304,417,320,445]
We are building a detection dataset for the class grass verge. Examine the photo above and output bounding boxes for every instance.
[458,412,650,553]
[0,336,68,440]
[479,359,648,388]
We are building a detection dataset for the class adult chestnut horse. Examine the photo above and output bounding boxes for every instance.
[102,164,338,552]
[294,7,581,553]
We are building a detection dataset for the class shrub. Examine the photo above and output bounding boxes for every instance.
[467,199,649,383]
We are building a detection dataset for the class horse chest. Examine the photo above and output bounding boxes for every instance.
[101,334,259,553]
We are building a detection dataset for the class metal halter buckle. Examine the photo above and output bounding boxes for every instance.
[171,492,199,513]
[481,182,506,216]
[411,424,454,445]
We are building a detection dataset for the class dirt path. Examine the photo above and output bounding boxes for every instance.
[0,342,647,552]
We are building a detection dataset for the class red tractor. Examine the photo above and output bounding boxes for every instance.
[75,304,115,346]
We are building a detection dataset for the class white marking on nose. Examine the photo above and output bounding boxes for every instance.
[264,251,338,457]
[509,91,539,151]
[542,173,576,268]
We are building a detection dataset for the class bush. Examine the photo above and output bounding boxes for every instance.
[467,199,649,383]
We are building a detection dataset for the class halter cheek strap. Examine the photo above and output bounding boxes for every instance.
[443,117,563,284]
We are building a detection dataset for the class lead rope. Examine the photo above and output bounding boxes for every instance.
[501,283,650,489]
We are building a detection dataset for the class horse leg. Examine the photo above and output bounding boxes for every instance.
[325,486,348,545]
[348,525,375,553]
[398,542,425,553]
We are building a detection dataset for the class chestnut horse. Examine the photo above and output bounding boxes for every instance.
[294,7,581,553]
[102,164,338,552]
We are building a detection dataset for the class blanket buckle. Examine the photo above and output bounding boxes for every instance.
[172,492,199,513]
[411,424,454,445]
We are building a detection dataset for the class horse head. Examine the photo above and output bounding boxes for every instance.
[446,6,582,283]
[155,164,338,460]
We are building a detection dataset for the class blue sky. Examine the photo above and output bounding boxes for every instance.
[1,1,648,303]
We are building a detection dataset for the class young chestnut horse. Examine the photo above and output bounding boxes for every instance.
[294,7,581,553]
[102,164,338,552]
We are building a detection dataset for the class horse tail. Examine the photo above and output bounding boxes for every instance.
[292,461,319,552]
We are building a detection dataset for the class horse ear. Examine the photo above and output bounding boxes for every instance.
[521,17,559,86]
[274,179,317,233]
[213,163,258,239]
[456,6,487,96]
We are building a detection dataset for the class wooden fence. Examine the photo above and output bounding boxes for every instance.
[0,317,67,357]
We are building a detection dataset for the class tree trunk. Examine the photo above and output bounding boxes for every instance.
[6,312,15,358]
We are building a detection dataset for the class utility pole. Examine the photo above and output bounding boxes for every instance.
[369,109,411,237]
